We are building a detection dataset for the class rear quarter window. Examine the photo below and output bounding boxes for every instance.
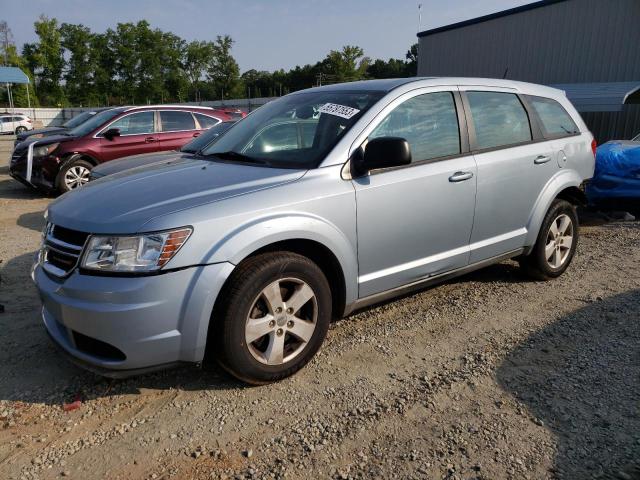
[466,91,532,150]
[194,113,220,129]
[527,96,580,138]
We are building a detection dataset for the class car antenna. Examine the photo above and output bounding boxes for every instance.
[502,68,509,79]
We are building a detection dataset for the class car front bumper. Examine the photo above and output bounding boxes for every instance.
[33,261,234,376]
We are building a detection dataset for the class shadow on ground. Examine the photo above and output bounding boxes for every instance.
[497,290,640,479]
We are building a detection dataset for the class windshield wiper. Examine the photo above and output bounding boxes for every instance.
[207,150,268,165]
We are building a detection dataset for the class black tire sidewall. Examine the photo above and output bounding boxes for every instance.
[56,157,93,193]
[15,126,26,134]
[531,199,579,278]
[217,253,332,384]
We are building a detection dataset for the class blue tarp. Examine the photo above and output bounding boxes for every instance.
[587,141,640,206]
[0,66,30,84]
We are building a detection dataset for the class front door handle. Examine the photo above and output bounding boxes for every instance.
[449,171,474,182]
[145,136,157,143]
[192,132,201,137]
[534,155,551,164]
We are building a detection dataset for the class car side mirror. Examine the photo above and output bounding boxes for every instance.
[103,128,121,140]
[351,137,411,177]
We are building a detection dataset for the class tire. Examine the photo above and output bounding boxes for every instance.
[15,126,27,134]
[519,199,579,280]
[56,158,93,193]
[211,252,332,385]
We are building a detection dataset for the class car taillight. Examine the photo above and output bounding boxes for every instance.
[591,139,597,157]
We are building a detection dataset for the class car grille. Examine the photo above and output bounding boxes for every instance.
[42,223,90,277]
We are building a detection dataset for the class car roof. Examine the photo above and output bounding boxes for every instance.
[297,77,564,98]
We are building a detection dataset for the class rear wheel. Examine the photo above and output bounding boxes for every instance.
[212,252,332,384]
[56,158,93,193]
[519,199,578,280]
[15,126,27,134]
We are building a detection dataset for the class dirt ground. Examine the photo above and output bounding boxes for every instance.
[0,140,639,480]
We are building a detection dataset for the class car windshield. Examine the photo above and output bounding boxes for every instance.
[200,90,384,168]
[67,109,122,137]
[62,111,96,129]
[181,121,236,153]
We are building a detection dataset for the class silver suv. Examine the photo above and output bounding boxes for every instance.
[34,78,595,384]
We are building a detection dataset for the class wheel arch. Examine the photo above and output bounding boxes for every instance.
[525,170,584,248]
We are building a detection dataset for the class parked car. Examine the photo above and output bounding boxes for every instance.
[14,108,109,147]
[0,113,33,135]
[586,135,640,216]
[9,105,234,193]
[89,120,237,180]
[34,78,595,384]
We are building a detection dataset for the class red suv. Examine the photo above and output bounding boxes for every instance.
[10,105,238,193]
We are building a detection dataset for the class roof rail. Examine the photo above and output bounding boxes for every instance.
[123,105,215,111]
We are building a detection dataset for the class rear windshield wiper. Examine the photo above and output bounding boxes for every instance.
[207,150,269,165]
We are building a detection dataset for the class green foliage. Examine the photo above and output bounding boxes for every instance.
[1,16,418,107]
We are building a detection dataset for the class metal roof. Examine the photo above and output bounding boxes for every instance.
[0,66,30,84]
[550,82,640,112]
[418,0,569,38]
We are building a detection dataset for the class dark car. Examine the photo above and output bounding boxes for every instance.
[90,120,237,180]
[9,105,234,193]
[14,108,109,147]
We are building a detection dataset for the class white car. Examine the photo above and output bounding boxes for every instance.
[0,113,33,135]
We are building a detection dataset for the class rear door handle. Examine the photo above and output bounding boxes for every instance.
[449,171,474,182]
[145,136,157,143]
[192,132,201,137]
[534,155,551,164]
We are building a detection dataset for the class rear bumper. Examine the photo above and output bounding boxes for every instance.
[34,261,235,375]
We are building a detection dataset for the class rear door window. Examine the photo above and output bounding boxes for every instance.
[160,111,196,132]
[194,113,220,129]
[108,111,155,135]
[527,96,579,138]
[466,91,532,150]
[369,91,461,163]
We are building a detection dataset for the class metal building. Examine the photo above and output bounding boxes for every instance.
[417,0,640,143]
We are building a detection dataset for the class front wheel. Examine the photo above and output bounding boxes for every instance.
[56,158,93,193]
[15,126,27,134]
[212,252,332,384]
[519,199,579,280]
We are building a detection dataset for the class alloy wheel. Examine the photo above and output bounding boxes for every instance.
[245,277,318,365]
[64,165,91,189]
[545,213,573,268]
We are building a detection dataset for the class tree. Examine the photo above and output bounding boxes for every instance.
[23,15,66,105]
[405,43,418,76]
[322,45,370,84]
[207,35,241,99]
[183,41,215,101]
[60,23,96,105]
[0,20,13,65]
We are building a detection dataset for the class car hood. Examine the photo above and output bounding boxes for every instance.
[48,158,307,233]
[91,151,182,178]
[17,126,66,141]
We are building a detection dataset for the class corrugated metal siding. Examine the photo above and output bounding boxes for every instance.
[418,0,640,83]
[417,0,640,141]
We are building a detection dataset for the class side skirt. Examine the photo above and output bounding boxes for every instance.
[344,248,525,316]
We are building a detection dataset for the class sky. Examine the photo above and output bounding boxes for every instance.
[1,0,533,73]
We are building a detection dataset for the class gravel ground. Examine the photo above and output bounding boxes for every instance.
[0,144,639,480]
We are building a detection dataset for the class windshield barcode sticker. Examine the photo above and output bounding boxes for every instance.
[318,103,360,119]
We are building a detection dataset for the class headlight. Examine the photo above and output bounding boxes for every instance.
[81,227,192,272]
[33,143,59,158]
